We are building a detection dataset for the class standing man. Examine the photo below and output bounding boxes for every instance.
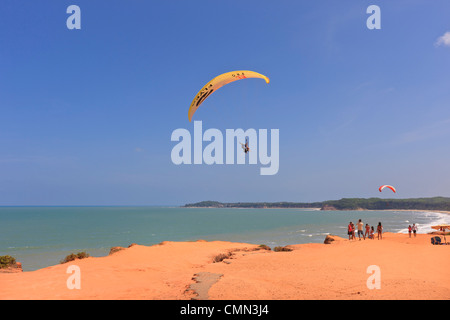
[412,223,418,237]
[357,219,365,240]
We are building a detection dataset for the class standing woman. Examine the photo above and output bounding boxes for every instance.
[365,223,370,239]
[348,222,353,240]
[377,222,383,240]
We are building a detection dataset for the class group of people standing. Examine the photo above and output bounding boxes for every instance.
[348,219,383,240]
[347,220,419,240]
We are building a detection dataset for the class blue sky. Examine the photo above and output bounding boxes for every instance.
[1,0,449,205]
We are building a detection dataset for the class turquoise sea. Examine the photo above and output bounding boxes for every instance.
[1,206,449,271]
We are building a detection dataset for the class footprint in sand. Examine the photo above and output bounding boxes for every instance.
[188,272,223,300]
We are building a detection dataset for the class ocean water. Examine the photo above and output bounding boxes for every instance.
[0,206,449,271]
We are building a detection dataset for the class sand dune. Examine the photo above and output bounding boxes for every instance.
[0,233,449,300]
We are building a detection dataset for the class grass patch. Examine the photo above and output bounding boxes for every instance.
[109,246,125,255]
[213,252,232,263]
[273,246,293,252]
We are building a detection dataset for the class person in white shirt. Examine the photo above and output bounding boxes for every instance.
[357,219,365,240]
[412,223,418,237]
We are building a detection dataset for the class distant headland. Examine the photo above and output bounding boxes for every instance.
[183,197,450,212]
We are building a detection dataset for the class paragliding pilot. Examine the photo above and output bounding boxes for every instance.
[239,138,250,154]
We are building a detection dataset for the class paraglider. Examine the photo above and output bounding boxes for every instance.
[188,70,270,122]
[379,185,396,193]
[239,138,250,154]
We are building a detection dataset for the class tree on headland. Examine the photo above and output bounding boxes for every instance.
[183,197,450,211]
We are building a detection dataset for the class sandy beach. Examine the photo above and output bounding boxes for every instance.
[0,233,449,300]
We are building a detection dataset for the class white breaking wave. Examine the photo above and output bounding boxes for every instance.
[396,211,450,234]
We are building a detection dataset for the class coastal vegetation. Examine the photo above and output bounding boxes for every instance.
[273,246,293,252]
[0,255,16,269]
[60,251,90,264]
[184,197,450,211]
[213,252,232,263]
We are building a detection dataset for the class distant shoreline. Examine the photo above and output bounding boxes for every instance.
[183,206,322,210]
[183,197,450,212]
[183,206,450,215]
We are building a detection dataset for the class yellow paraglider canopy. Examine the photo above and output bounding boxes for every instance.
[188,70,270,121]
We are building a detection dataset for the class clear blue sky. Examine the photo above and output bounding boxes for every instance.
[1,0,449,205]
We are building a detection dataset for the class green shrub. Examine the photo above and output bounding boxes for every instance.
[60,251,90,264]
[0,255,16,269]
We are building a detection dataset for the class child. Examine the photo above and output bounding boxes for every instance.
[369,226,374,239]
[408,225,412,238]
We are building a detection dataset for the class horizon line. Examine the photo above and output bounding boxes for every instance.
[1,195,449,207]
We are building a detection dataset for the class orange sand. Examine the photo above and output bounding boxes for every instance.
[0,233,449,300]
